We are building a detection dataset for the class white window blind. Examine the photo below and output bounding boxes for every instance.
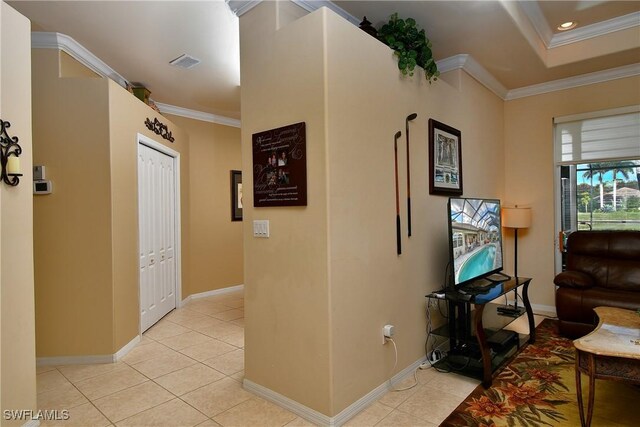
[554,111,640,164]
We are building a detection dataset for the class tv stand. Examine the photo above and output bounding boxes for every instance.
[496,305,526,317]
[426,277,534,388]
[486,272,511,282]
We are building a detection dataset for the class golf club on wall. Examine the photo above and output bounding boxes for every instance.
[405,113,417,237]
[394,131,402,255]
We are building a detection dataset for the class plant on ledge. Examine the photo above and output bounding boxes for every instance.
[377,13,439,83]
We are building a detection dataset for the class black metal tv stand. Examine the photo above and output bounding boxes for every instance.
[426,277,534,388]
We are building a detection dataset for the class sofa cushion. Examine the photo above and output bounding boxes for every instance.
[566,231,640,291]
[554,270,594,289]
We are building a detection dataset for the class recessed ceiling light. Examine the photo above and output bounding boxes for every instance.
[557,21,578,31]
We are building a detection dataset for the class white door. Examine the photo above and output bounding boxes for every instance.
[139,143,177,332]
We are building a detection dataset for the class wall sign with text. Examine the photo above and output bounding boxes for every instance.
[252,122,307,207]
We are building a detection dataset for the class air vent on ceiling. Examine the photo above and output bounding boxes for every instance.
[169,54,201,69]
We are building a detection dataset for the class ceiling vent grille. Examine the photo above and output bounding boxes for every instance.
[169,54,201,69]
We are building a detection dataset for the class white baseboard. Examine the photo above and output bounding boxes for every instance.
[243,356,427,426]
[37,354,114,366]
[243,380,332,426]
[181,284,244,306]
[114,335,141,360]
[531,303,557,316]
[502,300,557,317]
[37,335,141,366]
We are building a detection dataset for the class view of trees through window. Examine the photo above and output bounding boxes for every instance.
[573,160,640,230]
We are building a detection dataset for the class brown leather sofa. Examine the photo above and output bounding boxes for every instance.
[554,230,640,338]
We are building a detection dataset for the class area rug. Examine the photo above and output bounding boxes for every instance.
[441,319,640,426]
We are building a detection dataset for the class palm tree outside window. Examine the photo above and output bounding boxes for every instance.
[569,160,640,231]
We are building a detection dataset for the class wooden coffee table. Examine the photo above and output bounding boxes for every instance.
[574,307,640,427]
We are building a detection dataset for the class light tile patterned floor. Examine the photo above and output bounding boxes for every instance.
[35,291,547,426]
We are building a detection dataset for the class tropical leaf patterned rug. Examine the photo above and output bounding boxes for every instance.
[441,319,640,426]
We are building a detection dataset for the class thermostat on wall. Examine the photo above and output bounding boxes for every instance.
[33,180,52,195]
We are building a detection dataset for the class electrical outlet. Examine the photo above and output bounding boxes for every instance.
[382,324,395,344]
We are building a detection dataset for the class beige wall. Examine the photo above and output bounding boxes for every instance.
[504,77,640,308]
[0,1,37,423]
[325,16,505,413]
[32,49,189,356]
[241,2,333,414]
[59,50,100,78]
[32,49,115,356]
[165,114,243,298]
[241,3,505,416]
[108,81,190,350]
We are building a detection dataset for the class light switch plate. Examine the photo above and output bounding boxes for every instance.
[253,220,270,238]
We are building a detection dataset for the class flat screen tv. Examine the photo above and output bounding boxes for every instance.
[447,197,504,288]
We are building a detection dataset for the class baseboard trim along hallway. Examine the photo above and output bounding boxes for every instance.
[243,356,428,427]
[36,335,141,366]
[181,284,245,306]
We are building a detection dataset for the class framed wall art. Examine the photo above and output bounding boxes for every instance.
[231,170,243,221]
[252,122,307,207]
[428,119,463,196]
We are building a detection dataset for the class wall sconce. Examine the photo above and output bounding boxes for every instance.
[1,119,23,186]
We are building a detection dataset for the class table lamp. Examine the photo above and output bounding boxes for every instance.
[500,206,531,317]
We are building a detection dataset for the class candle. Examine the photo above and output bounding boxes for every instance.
[7,156,21,175]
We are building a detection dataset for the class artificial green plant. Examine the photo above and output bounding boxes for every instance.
[377,13,439,83]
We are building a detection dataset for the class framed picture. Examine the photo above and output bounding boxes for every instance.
[428,119,463,196]
[252,122,307,207]
[230,170,243,221]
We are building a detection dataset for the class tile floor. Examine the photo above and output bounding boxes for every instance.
[35,291,545,426]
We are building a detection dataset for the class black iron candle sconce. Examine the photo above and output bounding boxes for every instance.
[0,119,23,186]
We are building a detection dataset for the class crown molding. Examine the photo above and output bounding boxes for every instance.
[517,0,553,46]
[548,11,640,48]
[155,103,241,128]
[436,54,509,99]
[505,62,640,101]
[291,0,360,25]
[227,0,361,25]
[226,0,262,17]
[518,3,640,50]
[437,54,640,101]
[31,32,241,127]
[436,54,469,74]
[462,56,509,99]
[31,32,129,89]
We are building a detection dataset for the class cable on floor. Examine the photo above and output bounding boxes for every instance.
[386,337,421,392]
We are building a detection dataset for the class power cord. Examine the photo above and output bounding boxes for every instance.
[386,337,421,392]
[425,298,451,373]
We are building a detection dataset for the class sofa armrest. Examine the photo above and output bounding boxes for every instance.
[554,270,595,289]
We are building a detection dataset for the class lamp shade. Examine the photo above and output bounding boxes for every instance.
[502,207,531,229]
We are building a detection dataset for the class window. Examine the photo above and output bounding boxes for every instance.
[453,233,464,249]
[554,107,640,270]
[561,161,640,231]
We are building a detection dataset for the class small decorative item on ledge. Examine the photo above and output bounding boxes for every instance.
[0,119,23,186]
[144,117,175,143]
[132,86,151,105]
[359,16,378,38]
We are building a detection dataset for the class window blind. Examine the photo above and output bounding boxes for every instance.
[554,111,640,164]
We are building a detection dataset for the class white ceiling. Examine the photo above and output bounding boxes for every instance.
[7,1,640,121]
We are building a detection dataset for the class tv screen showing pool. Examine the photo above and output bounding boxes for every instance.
[448,198,504,287]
